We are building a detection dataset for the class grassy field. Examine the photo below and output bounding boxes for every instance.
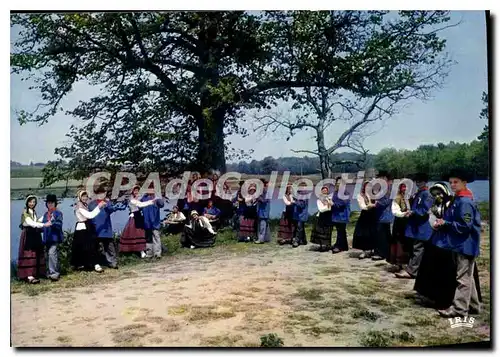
[10,166,44,178]
[11,215,491,347]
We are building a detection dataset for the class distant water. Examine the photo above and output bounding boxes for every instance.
[10,180,490,262]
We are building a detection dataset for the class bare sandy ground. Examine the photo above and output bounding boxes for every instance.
[11,243,490,347]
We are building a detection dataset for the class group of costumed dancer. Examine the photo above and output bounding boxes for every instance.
[15,172,227,282]
[232,169,482,318]
[16,169,482,318]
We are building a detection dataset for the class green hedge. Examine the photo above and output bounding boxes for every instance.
[478,202,490,222]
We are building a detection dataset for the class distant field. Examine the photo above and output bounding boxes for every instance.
[10,177,84,190]
[10,166,44,178]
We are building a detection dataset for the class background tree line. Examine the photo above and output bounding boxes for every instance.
[227,138,489,180]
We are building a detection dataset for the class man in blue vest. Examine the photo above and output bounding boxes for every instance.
[372,171,394,261]
[292,183,309,248]
[396,173,434,278]
[332,177,351,254]
[141,189,165,259]
[255,178,271,244]
[89,188,128,269]
[42,194,64,280]
[434,169,481,318]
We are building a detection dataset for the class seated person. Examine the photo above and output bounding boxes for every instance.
[203,200,221,228]
[162,205,186,235]
[181,211,217,249]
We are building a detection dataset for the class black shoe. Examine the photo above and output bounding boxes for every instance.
[438,307,463,318]
[469,307,481,315]
[109,264,119,269]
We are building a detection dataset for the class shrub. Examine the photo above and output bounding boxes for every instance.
[260,333,284,348]
[478,201,489,222]
[360,331,390,347]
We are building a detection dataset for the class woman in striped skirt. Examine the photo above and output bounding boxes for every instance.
[277,185,295,245]
[119,185,157,257]
[238,185,258,242]
[16,195,51,283]
[71,190,107,272]
[310,186,334,252]
[388,183,412,272]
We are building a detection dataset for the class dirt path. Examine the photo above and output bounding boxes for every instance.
[11,244,490,347]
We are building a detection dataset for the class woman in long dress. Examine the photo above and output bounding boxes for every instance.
[414,181,482,310]
[310,186,333,252]
[71,190,107,272]
[238,185,258,242]
[388,183,412,272]
[352,181,377,259]
[16,195,51,283]
[119,185,157,257]
[277,185,295,245]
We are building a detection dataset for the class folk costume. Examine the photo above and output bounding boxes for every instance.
[255,185,271,244]
[164,207,186,235]
[435,170,482,317]
[388,186,412,269]
[141,193,165,258]
[373,183,394,260]
[292,196,309,248]
[310,191,333,251]
[88,197,127,268]
[119,186,155,256]
[71,191,103,272]
[204,203,222,230]
[232,184,245,233]
[331,189,351,253]
[397,173,434,278]
[17,195,46,283]
[352,182,377,258]
[42,194,64,280]
[181,211,217,248]
[238,189,258,242]
[277,191,295,245]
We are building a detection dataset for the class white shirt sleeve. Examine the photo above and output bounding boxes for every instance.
[178,212,186,221]
[78,206,101,220]
[130,198,155,208]
[200,216,216,234]
[357,195,368,210]
[24,216,44,228]
[283,195,293,206]
[317,199,331,213]
[391,201,406,218]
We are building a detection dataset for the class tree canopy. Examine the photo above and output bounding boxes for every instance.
[253,11,455,178]
[12,11,454,186]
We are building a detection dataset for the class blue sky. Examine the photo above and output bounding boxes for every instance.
[10,11,488,164]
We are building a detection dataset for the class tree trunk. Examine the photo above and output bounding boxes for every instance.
[196,109,226,174]
[195,20,227,174]
[316,128,330,179]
